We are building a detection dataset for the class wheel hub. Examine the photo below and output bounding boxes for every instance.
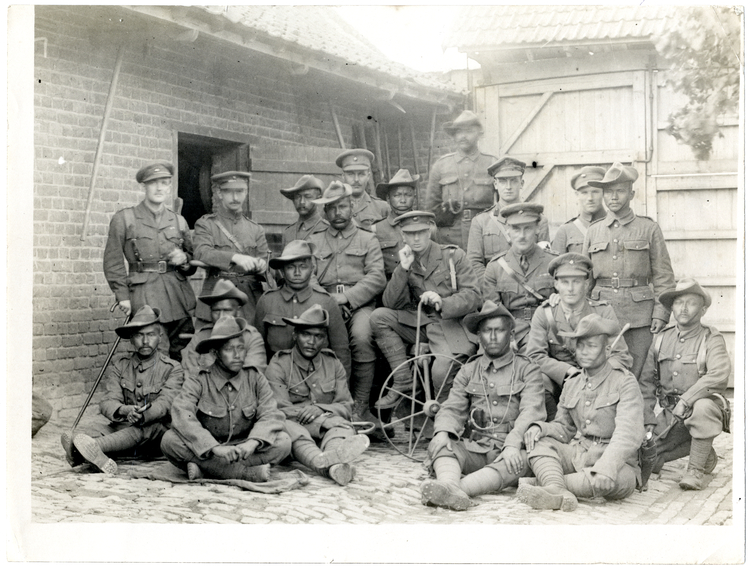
[423,400,441,418]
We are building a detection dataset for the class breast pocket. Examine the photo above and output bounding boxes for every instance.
[624,239,651,276]
[594,392,619,431]
[439,175,459,201]
[588,241,609,255]
[197,398,227,419]
[241,404,257,421]
[162,225,184,247]
[482,229,507,259]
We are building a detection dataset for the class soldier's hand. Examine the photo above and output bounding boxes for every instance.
[650,319,666,334]
[498,446,525,476]
[524,425,542,452]
[212,445,240,463]
[127,408,145,425]
[118,300,132,317]
[255,258,268,273]
[673,399,691,420]
[236,439,260,460]
[117,405,139,420]
[399,244,415,270]
[297,404,325,425]
[421,291,443,312]
[167,248,188,266]
[590,471,615,492]
[232,254,259,273]
[427,431,452,459]
[547,293,561,307]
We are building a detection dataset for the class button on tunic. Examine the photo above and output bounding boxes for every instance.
[281,211,329,248]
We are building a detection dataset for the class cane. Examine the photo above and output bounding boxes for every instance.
[71,303,132,431]
[608,323,631,356]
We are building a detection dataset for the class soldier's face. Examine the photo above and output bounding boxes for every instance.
[576,186,604,215]
[574,335,609,371]
[603,183,635,213]
[142,178,171,206]
[283,258,313,291]
[219,187,248,214]
[294,327,327,360]
[494,176,523,204]
[478,316,513,358]
[342,169,370,197]
[210,299,241,322]
[388,187,416,215]
[130,323,161,358]
[324,198,353,230]
[403,228,431,254]
[453,125,482,153]
[672,293,707,328]
[216,336,247,374]
[554,276,588,306]
[292,189,321,217]
[508,221,539,254]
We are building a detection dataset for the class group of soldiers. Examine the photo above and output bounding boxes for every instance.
[59,109,731,513]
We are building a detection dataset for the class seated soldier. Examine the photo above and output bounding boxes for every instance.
[421,301,546,511]
[482,203,557,352]
[254,240,351,379]
[640,278,731,491]
[370,211,481,410]
[520,315,643,511]
[182,278,267,376]
[526,253,632,420]
[61,306,184,474]
[160,316,292,482]
[265,304,370,486]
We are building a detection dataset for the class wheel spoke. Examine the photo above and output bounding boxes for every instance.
[380,386,424,406]
[385,409,426,428]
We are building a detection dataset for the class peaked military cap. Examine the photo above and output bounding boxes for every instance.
[499,202,544,225]
[658,278,712,310]
[442,110,483,136]
[136,163,174,184]
[196,316,248,354]
[282,304,330,328]
[395,210,436,232]
[488,156,526,179]
[269,240,316,269]
[336,148,375,171]
[570,166,607,190]
[549,253,593,278]
[587,162,639,188]
[559,314,620,339]
[280,175,325,200]
[116,305,162,338]
[375,168,420,200]
[463,300,514,334]
[212,171,253,190]
[311,181,353,205]
[198,278,248,306]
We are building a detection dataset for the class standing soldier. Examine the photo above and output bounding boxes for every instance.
[193,171,269,329]
[280,175,328,247]
[336,148,388,230]
[640,279,731,491]
[551,166,607,255]
[583,162,676,379]
[103,162,197,361]
[370,211,481,409]
[467,157,550,281]
[308,182,386,422]
[425,110,496,249]
[482,203,557,352]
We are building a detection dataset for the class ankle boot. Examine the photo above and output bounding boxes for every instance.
[374,337,412,410]
[61,431,85,467]
[73,434,117,475]
[197,457,270,482]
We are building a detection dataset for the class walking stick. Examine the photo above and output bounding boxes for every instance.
[71,303,132,431]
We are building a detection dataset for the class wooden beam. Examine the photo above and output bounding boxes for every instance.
[397,124,402,169]
[520,163,556,202]
[662,230,737,241]
[496,71,634,98]
[427,106,437,180]
[251,159,340,175]
[654,175,738,191]
[329,102,346,149]
[383,121,392,180]
[498,91,553,155]
[511,150,634,167]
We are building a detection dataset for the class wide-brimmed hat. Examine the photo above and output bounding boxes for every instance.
[587,162,639,188]
[375,168,420,200]
[548,253,592,278]
[269,240,316,269]
[488,156,526,179]
[135,163,174,184]
[196,316,248,354]
[336,149,375,171]
[442,110,483,136]
[211,171,253,190]
[463,300,514,334]
[116,305,162,338]
[282,304,329,328]
[198,279,248,306]
[658,278,712,310]
[570,166,607,190]
[499,202,544,226]
[311,181,353,206]
[279,175,325,200]
[395,211,436,232]
[559,314,620,339]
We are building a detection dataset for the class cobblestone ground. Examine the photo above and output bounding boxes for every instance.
[31,416,734,526]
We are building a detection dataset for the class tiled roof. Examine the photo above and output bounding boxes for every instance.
[201,5,462,94]
[443,5,674,51]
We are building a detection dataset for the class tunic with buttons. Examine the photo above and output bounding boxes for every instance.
[373,212,406,279]
[434,350,546,453]
[170,363,285,458]
[103,201,197,323]
[350,191,389,231]
[532,362,644,481]
[551,214,604,255]
[181,325,268,378]
[100,352,185,426]
[254,283,351,377]
[639,323,730,429]
[582,210,675,328]
[281,210,329,248]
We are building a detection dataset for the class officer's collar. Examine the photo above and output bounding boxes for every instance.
[480,350,514,372]
[604,208,636,226]
[218,207,244,222]
[292,345,321,371]
[280,284,313,303]
[132,350,158,372]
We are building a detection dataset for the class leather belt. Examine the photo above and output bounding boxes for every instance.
[130,261,176,273]
[510,306,537,321]
[216,269,256,279]
[596,277,650,289]
[324,284,352,294]
[583,434,611,446]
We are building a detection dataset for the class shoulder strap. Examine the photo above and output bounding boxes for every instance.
[573,218,588,237]
[448,249,457,292]
[696,327,710,377]
[492,213,511,244]
[123,207,136,232]
[497,257,545,301]
[543,305,562,345]
[215,219,245,253]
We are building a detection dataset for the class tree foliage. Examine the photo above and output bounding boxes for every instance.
[655,6,742,160]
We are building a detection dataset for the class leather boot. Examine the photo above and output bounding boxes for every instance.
[73,434,117,475]
[679,437,715,491]
[350,361,376,409]
[196,457,271,482]
[373,337,412,410]
[61,431,85,467]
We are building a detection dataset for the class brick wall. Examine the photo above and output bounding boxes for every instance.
[33,6,457,422]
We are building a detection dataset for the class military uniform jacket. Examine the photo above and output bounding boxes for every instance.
[171,364,285,458]
[373,212,406,278]
[550,213,604,255]
[535,363,644,480]
[103,201,197,323]
[434,350,545,452]
[383,241,481,354]
[426,150,497,217]
[309,222,386,309]
[100,351,185,426]
[526,299,633,390]
[583,209,675,328]
[350,191,389,230]
[265,347,354,438]
[467,205,551,281]
[254,283,352,377]
[281,210,328,248]
[639,323,730,427]
[182,325,267,378]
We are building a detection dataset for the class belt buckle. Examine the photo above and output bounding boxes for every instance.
[462,209,473,221]
[336,284,346,294]
[157,261,167,274]
[523,307,532,320]
[611,276,620,289]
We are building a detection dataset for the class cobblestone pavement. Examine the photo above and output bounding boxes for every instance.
[31,416,734,527]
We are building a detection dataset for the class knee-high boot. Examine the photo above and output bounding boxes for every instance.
[374,337,413,409]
